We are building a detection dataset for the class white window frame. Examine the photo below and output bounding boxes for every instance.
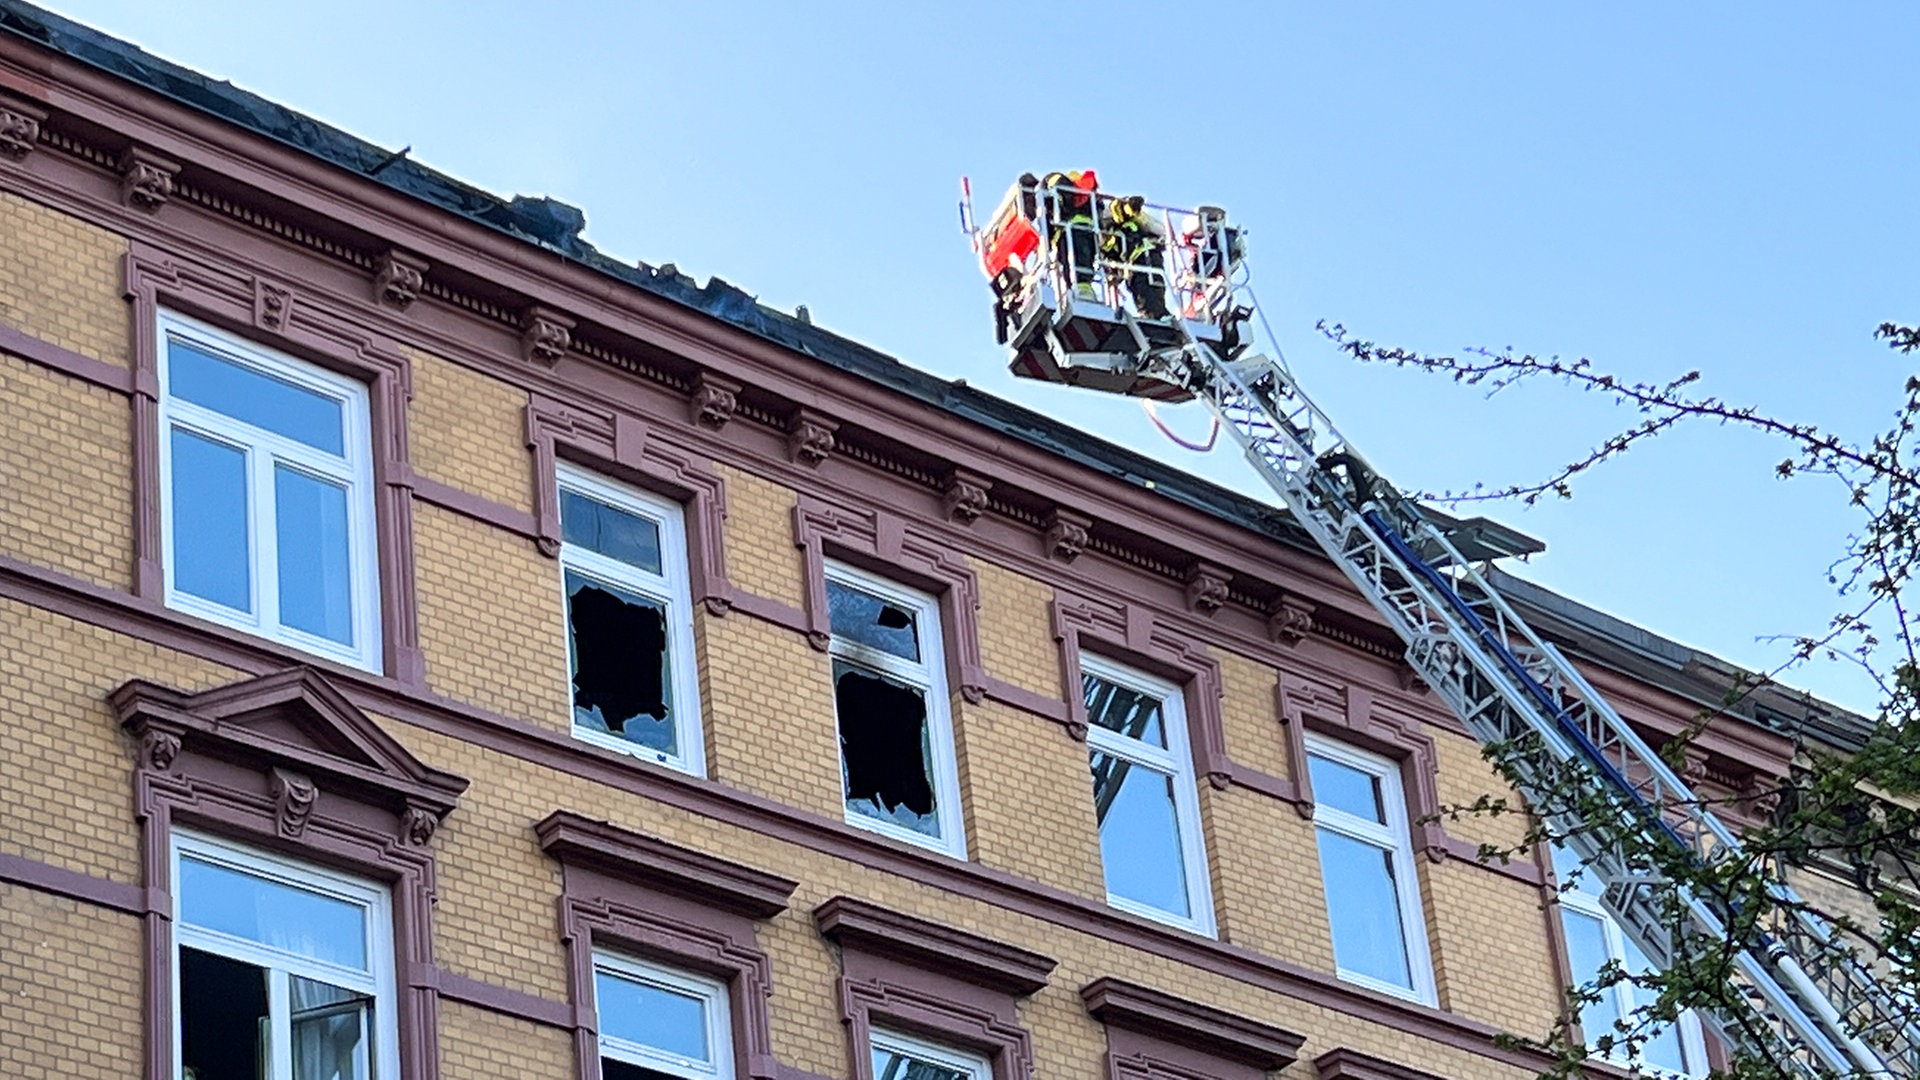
[156,309,382,671]
[1081,654,1214,936]
[591,951,735,1080]
[825,561,968,859]
[1554,852,1709,1077]
[171,831,399,1080]
[1305,734,1438,1005]
[555,463,706,776]
[869,1028,991,1080]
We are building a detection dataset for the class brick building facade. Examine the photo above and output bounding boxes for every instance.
[0,4,1859,1079]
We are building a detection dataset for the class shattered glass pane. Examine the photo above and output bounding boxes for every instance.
[827,579,920,662]
[1082,673,1165,747]
[180,947,269,1080]
[567,569,674,754]
[1090,751,1190,917]
[834,660,938,835]
[561,488,663,575]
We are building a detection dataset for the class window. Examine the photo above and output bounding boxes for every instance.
[157,310,381,670]
[592,952,734,1080]
[1552,845,1708,1077]
[1081,656,1213,934]
[172,832,398,1080]
[826,562,966,858]
[1305,735,1436,1003]
[869,1030,991,1080]
[557,464,705,774]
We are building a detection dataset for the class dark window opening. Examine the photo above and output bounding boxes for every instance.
[181,946,268,1080]
[601,1060,681,1080]
[567,570,671,752]
[834,661,937,835]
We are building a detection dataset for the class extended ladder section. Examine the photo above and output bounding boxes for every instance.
[966,176,1918,1078]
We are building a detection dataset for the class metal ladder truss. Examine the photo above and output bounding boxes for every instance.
[970,182,1918,1078]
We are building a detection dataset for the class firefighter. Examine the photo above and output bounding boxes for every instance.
[1043,170,1100,299]
[1103,195,1170,319]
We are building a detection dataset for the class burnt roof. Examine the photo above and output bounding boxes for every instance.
[0,0,1875,750]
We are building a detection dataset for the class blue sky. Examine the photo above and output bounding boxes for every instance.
[40,2,1920,714]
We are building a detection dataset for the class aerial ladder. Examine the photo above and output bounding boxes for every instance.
[960,174,1919,1078]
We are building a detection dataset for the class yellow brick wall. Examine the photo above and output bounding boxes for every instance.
[0,189,129,366]
[1430,721,1534,854]
[406,345,533,513]
[0,597,243,882]
[0,883,145,1080]
[413,501,571,732]
[954,698,1105,897]
[970,556,1060,698]
[717,462,804,607]
[439,999,575,1080]
[699,611,841,815]
[1203,786,1338,971]
[1219,649,1286,776]
[379,716,1545,1080]
[1423,859,1563,1034]
[0,352,134,589]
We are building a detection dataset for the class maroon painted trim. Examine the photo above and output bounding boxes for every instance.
[977,675,1073,726]
[793,495,988,701]
[122,240,427,685]
[1080,977,1303,1071]
[0,553,1570,1076]
[119,665,465,1080]
[814,896,1055,997]
[1051,593,1230,788]
[1311,1047,1446,1080]
[0,850,147,913]
[820,897,1039,1080]
[545,817,786,1080]
[431,968,573,1029]
[410,471,541,541]
[536,811,798,920]
[1280,674,1447,857]
[728,589,810,635]
[0,319,135,392]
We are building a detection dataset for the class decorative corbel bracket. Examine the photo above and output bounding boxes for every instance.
[787,408,837,468]
[119,146,179,212]
[1043,508,1091,563]
[0,95,46,161]
[1268,592,1316,645]
[372,249,429,312]
[941,469,992,526]
[1184,561,1232,616]
[520,305,575,367]
[688,371,741,431]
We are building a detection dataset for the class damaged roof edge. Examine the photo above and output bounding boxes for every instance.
[0,0,1874,751]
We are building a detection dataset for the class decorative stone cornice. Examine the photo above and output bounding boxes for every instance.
[1081,977,1304,1072]
[372,249,429,311]
[688,371,741,431]
[519,304,574,367]
[0,96,45,160]
[118,146,178,212]
[536,810,797,920]
[814,895,1055,997]
[941,468,992,525]
[787,408,837,467]
[1044,508,1092,563]
[1184,560,1232,616]
[1312,1047,1445,1080]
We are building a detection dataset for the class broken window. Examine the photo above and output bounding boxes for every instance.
[826,565,966,857]
[1081,656,1213,934]
[869,1029,990,1080]
[558,465,705,775]
[173,833,395,1080]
